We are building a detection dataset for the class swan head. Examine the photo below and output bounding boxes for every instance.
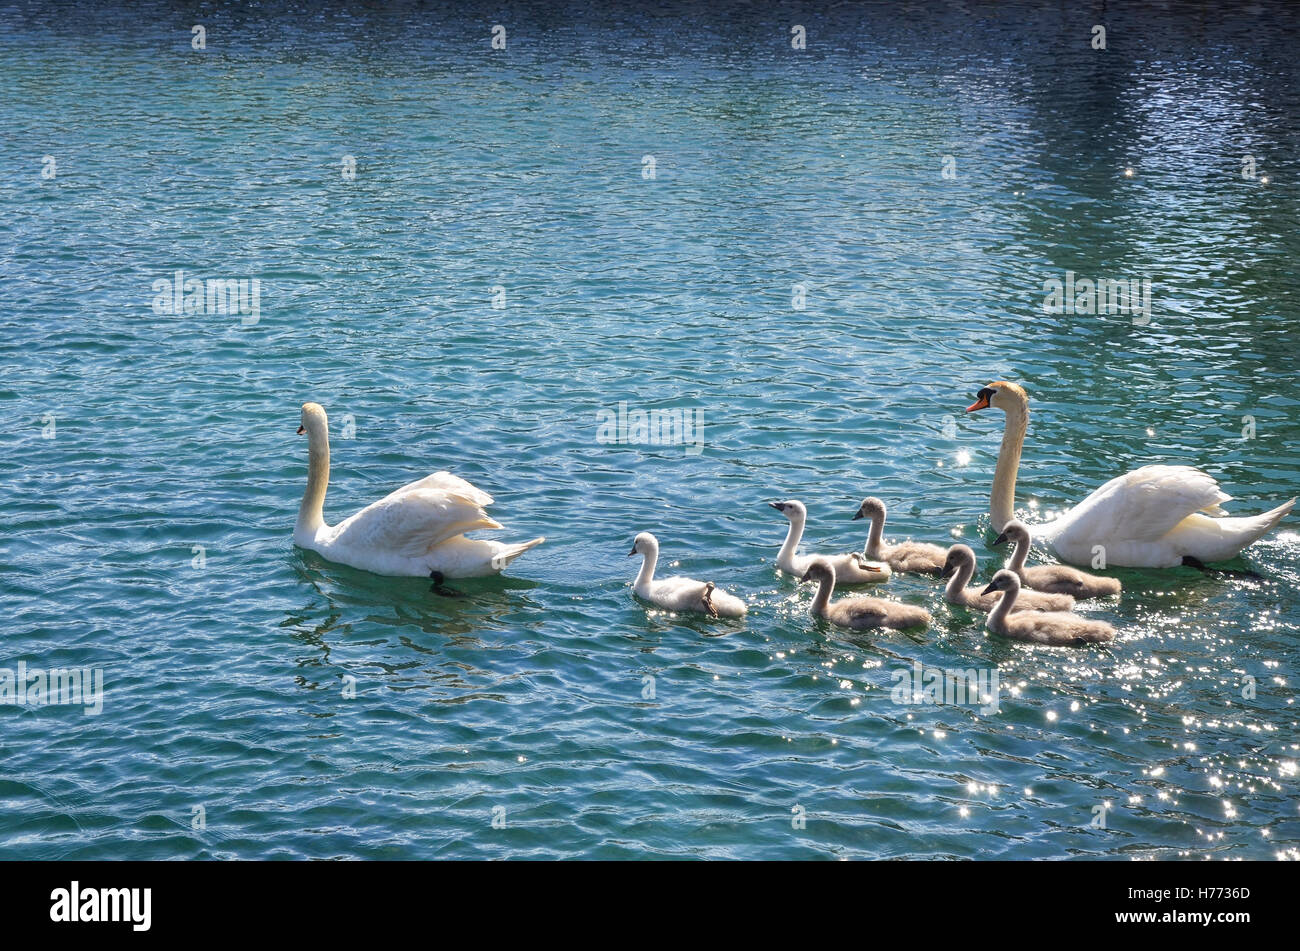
[769,499,806,522]
[966,381,1028,414]
[298,402,328,436]
[799,557,835,585]
[992,518,1031,547]
[629,532,659,558]
[981,568,1021,596]
[852,497,885,521]
[942,544,976,578]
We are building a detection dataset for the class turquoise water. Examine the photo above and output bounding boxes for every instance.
[2,1,1299,859]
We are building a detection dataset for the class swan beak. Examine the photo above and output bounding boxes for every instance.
[980,582,998,595]
[851,507,865,520]
[768,502,784,511]
[627,547,638,556]
[966,395,990,412]
[992,531,1008,546]
[296,424,305,435]
[941,564,954,579]
[799,570,811,582]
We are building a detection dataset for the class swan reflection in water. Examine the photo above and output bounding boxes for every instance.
[286,547,543,693]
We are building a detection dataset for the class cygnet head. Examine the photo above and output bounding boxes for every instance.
[628,532,659,558]
[981,568,1022,596]
[942,544,976,578]
[769,499,807,521]
[992,518,1031,547]
[799,557,835,585]
[966,380,1028,415]
[852,497,886,521]
[298,401,327,436]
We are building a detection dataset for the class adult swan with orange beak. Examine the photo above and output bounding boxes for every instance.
[965,381,1294,568]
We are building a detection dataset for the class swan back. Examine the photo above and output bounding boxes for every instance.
[1022,563,1120,598]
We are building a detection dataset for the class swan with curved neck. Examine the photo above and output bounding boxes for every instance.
[628,532,747,618]
[852,497,948,574]
[800,558,930,630]
[770,500,890,583]
[941,545,1074,612]
[995,519,1120,599]
[982,569,1115,645]
[294,402,543,579]
[966,381,1294,568]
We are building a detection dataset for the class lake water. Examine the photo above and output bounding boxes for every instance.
[2,0,1298,859]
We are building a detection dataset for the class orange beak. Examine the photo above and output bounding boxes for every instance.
[966,395,990,412]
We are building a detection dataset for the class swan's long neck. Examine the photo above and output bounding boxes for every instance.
[987,581,1018,632]
[944,560,973,602]
[991,405,1028,531]
[297,419,330,540]
[635,546,658,588]
[864,511,886,558]
[809,573,834,616]
[778,514,804,567]
[1007,535,1029,574]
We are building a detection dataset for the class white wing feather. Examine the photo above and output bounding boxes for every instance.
[329,486,500,559]
[386,471,494,508]
[1051,465,1228,546]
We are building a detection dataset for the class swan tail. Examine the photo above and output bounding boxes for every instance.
[1170,497,1295,562]
[492,536,545,570]
[1221,497,1295,546]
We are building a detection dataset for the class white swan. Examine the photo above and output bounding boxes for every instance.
[982,569,1115,645]
[800,559,930,630]
[995,519,1120,599]
[941,544,1075,612]
[293,402,544,579]
[628,533,747,618]
[967,381,1294,567]
[770,500,891,583]
[852,497,948,574]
